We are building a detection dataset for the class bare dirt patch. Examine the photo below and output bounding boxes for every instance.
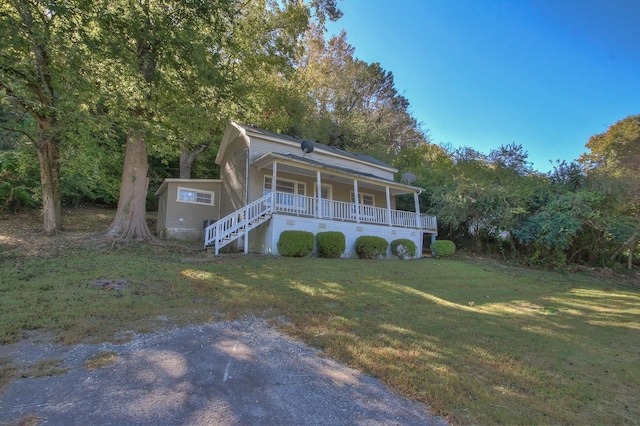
[0,207,116,259]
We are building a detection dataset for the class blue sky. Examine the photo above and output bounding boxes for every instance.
[325,0,640,172]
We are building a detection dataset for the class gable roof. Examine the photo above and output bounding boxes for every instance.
[237,123,393,170]
[216,122,396,173]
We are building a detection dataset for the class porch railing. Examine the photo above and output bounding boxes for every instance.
[271,192,437,232]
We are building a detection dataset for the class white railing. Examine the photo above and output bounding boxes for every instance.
[271,193,437,232]
[205,193,273,254]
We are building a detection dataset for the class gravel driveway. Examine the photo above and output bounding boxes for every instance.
[0,317,447,425]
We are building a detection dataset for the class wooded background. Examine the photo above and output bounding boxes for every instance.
[1,0,638,268]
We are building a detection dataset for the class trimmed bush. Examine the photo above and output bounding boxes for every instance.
[316,231,346,258]
[355,236,388,259]
[431,240,456,258]
[390,239,417,259]
[277,230,314,257]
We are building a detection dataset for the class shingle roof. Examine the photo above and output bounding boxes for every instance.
[238,124,394,170]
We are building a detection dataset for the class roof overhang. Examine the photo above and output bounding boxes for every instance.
[252,153,422,196]
[231,122,398,174]
[155,178,222,196]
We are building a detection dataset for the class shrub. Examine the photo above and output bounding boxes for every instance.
[0,152,38,213]
[316,231,346,258]
[431,240,456,258]
[355,236,388,259]
[277,230,314,257]
[390,239,417,259]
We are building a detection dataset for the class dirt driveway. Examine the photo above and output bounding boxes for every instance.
[0,317,447,425]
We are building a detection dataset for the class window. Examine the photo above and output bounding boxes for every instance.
[264,176,306,209]
[177,187,215,206]
[314,184,333,200]
[264,176,306,196]
[350,191,375,206]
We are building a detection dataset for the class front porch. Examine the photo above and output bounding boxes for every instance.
[205,151,438,256]
[253,152,436,233]
[271,192,437,232]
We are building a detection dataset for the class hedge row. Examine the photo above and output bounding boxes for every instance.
[277,231,427,260]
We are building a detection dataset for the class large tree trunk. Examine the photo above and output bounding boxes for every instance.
[35,115,62,235]
[105,130,154,240]
[36,138,62,235]
[179,144,207,178]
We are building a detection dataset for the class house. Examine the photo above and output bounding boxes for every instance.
[155,122,437,258]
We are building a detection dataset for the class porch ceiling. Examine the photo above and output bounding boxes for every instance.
[252,152,422,196]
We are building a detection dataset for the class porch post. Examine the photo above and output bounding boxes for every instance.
[385,187,392,226]
[316,170,322,219]
[414,191,422,228]
[271,161,277,212]
[353,180,360,223]
[244,203,249,254]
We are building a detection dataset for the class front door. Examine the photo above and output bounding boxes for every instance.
[316,184,333,218]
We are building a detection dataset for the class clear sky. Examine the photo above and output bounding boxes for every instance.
[325,0,640,172]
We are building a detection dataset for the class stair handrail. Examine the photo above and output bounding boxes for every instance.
[204,192,273,249]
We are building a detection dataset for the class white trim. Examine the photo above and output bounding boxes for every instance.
[155,178,221,196]
[176,186,215,206]
[350,191,375,206]
[263,175,307,196]
[313,183,333,199]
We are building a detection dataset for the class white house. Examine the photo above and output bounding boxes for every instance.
[156,122,437,258]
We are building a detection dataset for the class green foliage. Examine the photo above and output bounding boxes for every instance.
[431,240,456,258]
[277,230,314,257]
[0,151,39,213]
[294,26,430,161]
[315,231,346,258]
[354,236,388,259]
[515,191,600,251]
[390,239,417,259]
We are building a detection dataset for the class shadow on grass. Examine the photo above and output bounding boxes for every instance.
[183,257,640,424]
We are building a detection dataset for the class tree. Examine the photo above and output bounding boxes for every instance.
[0,0,85,234]
[580,114,640,268]
[296,26,429,160]
[488,143,533,176]
[86,0,240,240]
[84,0,321,240]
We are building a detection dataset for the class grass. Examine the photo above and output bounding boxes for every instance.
[1,208,639,424]
[84,351,119,370]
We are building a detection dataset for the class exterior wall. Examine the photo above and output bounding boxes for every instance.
[156,190,168,236]
[219,133,249,217]
[157,180,221,240]
[249,137,395,182]
[258,214,423,259]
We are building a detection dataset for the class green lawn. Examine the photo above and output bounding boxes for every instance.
[1,213,638,424]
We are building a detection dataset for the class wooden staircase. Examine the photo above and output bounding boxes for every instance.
[204,193,273,255]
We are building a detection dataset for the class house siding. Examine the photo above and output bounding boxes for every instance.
[157,180,221,240]
[219,133,249,217]
[156,190,168,236]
